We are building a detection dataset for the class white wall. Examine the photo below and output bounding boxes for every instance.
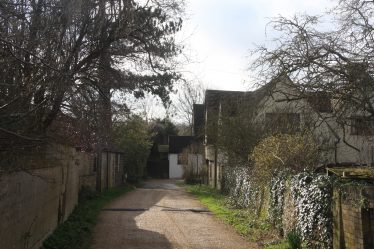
[257,78,374,165]
[169,154,184,178]
[257,84,335,164]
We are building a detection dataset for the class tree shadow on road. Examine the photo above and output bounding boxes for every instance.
[90,186,173,249]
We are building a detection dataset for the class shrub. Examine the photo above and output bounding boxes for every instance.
[250,132,319,183]
[114,115,152,181]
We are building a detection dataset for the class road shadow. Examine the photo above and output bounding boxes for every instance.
[90,181,173,249]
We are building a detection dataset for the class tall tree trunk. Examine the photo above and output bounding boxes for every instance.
[97,0,112,149]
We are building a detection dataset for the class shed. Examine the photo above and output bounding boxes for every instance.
[168,136,194,178]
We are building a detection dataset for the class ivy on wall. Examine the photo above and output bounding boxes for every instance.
[338,180,372,209]
[291,173,333,249]
[223,167,333,249]
[224,167,260,209]
[269,172,286,230]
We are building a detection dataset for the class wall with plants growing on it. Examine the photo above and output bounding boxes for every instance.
[290,173,333,249]
[222,168,333,249]
[268,172,286,231]
[219,133,337,248]
[217,129,374,248]
[223,167,255,209]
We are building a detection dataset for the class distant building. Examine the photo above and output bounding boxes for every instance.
[201,75,374,189]
[168,135,203,179]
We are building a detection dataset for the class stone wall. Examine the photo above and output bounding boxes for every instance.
[333,186,374,249]
[0,144,96,249]
[77,152,96,190]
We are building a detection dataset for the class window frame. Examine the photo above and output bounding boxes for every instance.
[350,116,374,136]
[265,112,301,133]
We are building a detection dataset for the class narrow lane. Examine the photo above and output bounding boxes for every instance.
[91,179,258,249]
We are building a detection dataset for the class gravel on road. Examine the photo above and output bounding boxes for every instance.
[91,179,258,249]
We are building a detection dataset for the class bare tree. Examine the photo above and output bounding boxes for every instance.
[172,80,205,134]
[251,0,374,127]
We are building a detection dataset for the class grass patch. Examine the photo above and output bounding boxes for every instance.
[41,185,134,249]
[263,240,308,249]
[185,184,274,242]
[263,240,290,249]
[174,179,186,187]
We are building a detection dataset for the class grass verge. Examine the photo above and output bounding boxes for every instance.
[41,185,134,249]
[185,184,274,242]
[263,240,290,249]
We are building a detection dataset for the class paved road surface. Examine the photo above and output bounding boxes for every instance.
[91,179,258,249]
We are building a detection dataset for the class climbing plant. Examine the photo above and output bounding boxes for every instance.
[269,172,287,230]
[223,167,260,209]
[291,173,333,249]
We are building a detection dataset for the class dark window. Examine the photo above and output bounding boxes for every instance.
[265,113,301,133]
[351,116,374,135]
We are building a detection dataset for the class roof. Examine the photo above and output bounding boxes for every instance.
[168,136,194,153]
[204,90,256,118]
[204,90,252,107]
[265,75,333,113]
[204,89,261,144]
[204,75,333,117]
[193,104,205,137]
[204,80,275,115]
[327,167,374,179]
[202,75,334,145]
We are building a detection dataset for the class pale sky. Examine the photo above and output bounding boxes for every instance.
[179,0,335,91]
[132,0,336,121]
